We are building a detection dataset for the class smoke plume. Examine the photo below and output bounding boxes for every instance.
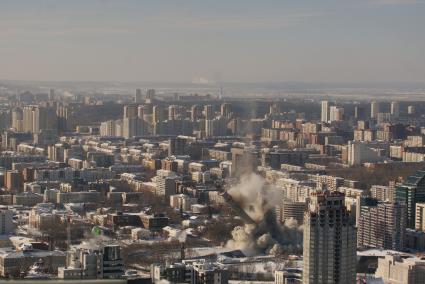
[226,173,303,256]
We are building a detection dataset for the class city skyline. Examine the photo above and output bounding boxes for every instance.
[2,1,425,283]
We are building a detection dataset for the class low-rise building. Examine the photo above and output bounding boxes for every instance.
[375,254,425,284]
[0,246,66,277]
[58,244,124,279]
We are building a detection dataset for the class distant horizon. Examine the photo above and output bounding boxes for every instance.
[2,78,425,101]
[2,78,425,87]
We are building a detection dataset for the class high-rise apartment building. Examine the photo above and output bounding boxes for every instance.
[123,105,138,119]
[122,117,146,139]
[22,106,36,133]
[100,120,117,137]
[5,170,23,193]
[48,88,55,101]
[168,137,187,156]
[137,105,146,119]
[137,105,151,122]
[35,106,57,133]
[0,208,14,235]
[357,201,406,250]
[191,105,202,121]
[329,106,344,122]
[303,191,356,284]
[11,108,23,132]
[22,105,57,134]
[168,105,179,121]
[0,110,11,131]
[277,200,306,225]
[370,101,379,119]
[56,105,70,132]
[204,105,214,120]
[415,203,425,232]
[391,101,399,118]
[231,146,258,177]
[135,89,143,103]
[152,105,164,123]
[146,89,155,101]
[320,101,330,122]
[220,103,231,118]
[205,116,227,138]
[269,103,279,115]
[122,105,146,138]
[354,105,366,120]
[370,185,394,202]
[155,170,179,197]
[395,169,425,228]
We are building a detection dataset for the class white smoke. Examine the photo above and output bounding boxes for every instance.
[78,234,113,250]
[26,226,43,237]
[226,173,303,256]
[169,229,187,243]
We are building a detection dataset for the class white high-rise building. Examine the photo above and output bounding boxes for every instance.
[391,101,399,118]
[347,141,387,166]
[100,120,116,137]
[122,105,148,138]
[122,117,146,139]
[22,106,57,134]
[23,106,36,133]
[303,191,356,284]
[371,101,379,119]
[168,105,179,120]
[11,108,23,132]
[329,106,344,122]
[320,101,329,122]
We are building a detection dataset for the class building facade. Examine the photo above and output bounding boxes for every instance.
[303,191,356,284]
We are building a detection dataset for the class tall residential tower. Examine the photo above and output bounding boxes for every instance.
[303,191,356,284]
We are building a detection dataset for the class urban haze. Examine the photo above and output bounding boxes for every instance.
[0,1,425,284]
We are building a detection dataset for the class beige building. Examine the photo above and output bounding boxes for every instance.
[375,254,425,284]
[275,268,302,284]
[0,246,65,277]
[416,203,425,232]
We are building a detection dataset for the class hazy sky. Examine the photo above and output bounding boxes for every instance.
[0,0,424,83]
